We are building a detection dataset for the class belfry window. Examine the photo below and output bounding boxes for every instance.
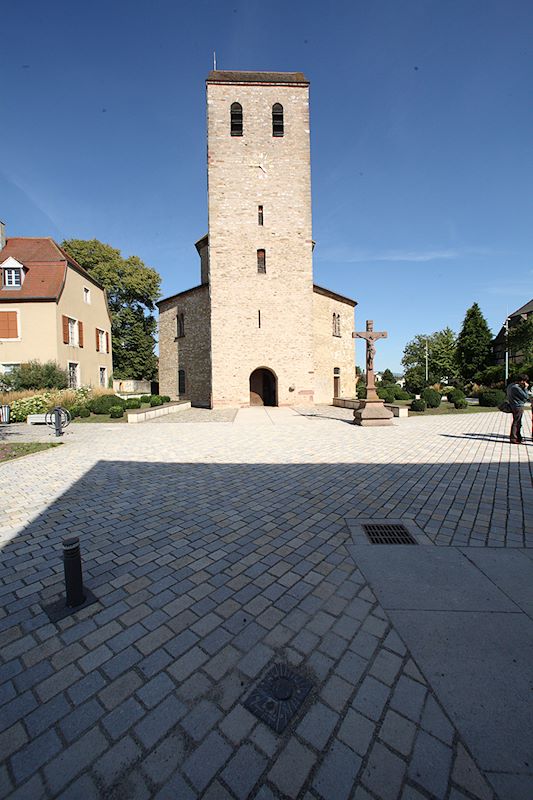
[333,313,341,337]
[176,312,185,338]
[257,249,266,274]
[272,103,284,137]
[231,102,243,136]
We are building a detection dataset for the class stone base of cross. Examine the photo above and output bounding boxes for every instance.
[352,320,394,427]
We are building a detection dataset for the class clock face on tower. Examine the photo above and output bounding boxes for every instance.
[248,153,270,176]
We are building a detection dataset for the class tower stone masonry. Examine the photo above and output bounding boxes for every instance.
[158,70,356,408]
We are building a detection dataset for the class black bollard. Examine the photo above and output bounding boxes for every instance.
[63,537,85,607]
[54,407,62,437]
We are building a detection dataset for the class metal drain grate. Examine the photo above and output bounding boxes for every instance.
[362,523,418,544]
[243,663,313,733]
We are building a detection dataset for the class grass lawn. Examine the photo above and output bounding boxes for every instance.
[0,442,62,464]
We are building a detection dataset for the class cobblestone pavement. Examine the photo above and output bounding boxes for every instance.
[0,408,531,799]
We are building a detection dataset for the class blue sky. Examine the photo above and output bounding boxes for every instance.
[2,0,532,372]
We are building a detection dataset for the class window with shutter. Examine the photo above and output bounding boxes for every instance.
[0,311,18,339]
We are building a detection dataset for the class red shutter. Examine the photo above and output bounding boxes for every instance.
[62,315,69,344]
[0,311,18,338]
[78,321,84,348]
[105,332,110,354]
[96,328,100,352]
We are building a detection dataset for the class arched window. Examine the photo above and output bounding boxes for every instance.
[257,249,266,274]
[231,102,243,136]
[272,103,284,137]
[332,313,341,337]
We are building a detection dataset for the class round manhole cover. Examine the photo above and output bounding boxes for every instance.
[271,677,294,701]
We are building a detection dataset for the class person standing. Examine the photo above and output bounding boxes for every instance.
[506,374,530,444]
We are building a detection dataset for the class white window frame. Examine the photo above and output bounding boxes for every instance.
[0,363,21,375]
[99,366,107,387]
[68,362,80,389]
[83,287,91,304]
[0,308,21,341]
[2,257,24,289]
[68,317,79,346]
[98,329,107,353]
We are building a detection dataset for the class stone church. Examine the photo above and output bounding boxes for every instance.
[158,70,356,408]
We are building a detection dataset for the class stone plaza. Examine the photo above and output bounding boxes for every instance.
[0,407,531,799]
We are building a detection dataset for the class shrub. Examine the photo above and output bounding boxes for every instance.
[478,388,506,407]
[150,395,163,407]
[140,395,151,404]
[392,386,411,400]
[68,405,81,419]
[4,360,68,391]
[454,398,468,409]
[447,388,465,405]
[421,388,441,408]
[125,398,141,409]
[410,399,427,412]
[78,407,91,418]
[377,388,395,403]
[89,395,126,414]
[109,405,124,418]
[356,383,367,399]
[476,365,506,387]
[160,395,171,404]
[9,394,52,422]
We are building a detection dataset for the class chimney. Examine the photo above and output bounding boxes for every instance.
[0,221,5,251]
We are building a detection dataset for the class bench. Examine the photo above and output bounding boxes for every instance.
[27,414,48,425]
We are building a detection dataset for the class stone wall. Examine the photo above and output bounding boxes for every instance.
[312,288,356,403]
[206,76,315,407]
[158,286,211,407]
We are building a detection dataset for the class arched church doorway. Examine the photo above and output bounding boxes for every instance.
[249,368,277,406]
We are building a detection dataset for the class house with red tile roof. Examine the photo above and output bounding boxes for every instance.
[0,223,113,388]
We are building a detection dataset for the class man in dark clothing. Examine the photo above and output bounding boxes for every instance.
[506,374,530,444]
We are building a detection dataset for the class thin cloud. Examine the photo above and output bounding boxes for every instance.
[317,246,491,264]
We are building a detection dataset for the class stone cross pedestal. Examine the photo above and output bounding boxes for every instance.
[352,320,394,426]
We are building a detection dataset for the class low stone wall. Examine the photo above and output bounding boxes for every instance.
[126,401,191,424]
[332,398,409,418]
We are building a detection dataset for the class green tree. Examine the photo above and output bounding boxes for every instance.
[381,368,396,384]
[401,328,458,384]
[62,239,161,379]
[455,303,492,380]
[508,317,533,363]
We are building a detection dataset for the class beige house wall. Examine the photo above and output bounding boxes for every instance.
[56,268,113,387]
[206,79,315,407]
[0,302,58,368]
[158,286,211,406]
[313,291,356,403]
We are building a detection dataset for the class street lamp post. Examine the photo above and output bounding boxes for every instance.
[425,339,429,382]
[504,317,510,382]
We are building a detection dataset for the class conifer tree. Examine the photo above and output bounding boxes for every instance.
[455,303,492,380]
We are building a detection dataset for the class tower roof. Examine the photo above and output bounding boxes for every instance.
[207,70,309,86]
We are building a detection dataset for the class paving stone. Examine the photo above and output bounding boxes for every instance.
[313,740,362,800]
[220,743,268,800]
[43,727,108,794]
[379,709,417,757]
[93,735,141,787]
[362,741,406,800]
[297,702,339,750]
[250,723,279,757]
[8,774,45,800]
[219,704,257,744]
[408,730,453,799]
[181,699,223,742]
[56,773,100,800]
[238,643,274,677]
[102,696,145,739]
[59,698,105,742]
[268,737,316,797]
[141,732,185,784]
[390,675,427,723]
[369,648,403,686]
[338,708,376,756]
[320,674,354,712]
[99,670,143,710]
[136,671,175,709]
[35,663,82,703]
[154,772,197,800]
[134,695,186,749]
[10,728,62,784]
[420,694,454,745]
[352,676,391,721]
[183,730,233,791]
[452,743,493,800]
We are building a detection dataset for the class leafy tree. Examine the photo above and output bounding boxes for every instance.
[403,366,427,395]
[62,239,161,379]
[381,368,396,384]
[455,303,492,381]
[508,317,533,363]
[402,328,458,384]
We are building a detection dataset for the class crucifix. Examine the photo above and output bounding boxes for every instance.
[353,320,388,402]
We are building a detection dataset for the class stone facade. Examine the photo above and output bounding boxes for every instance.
[158,71,356,408]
